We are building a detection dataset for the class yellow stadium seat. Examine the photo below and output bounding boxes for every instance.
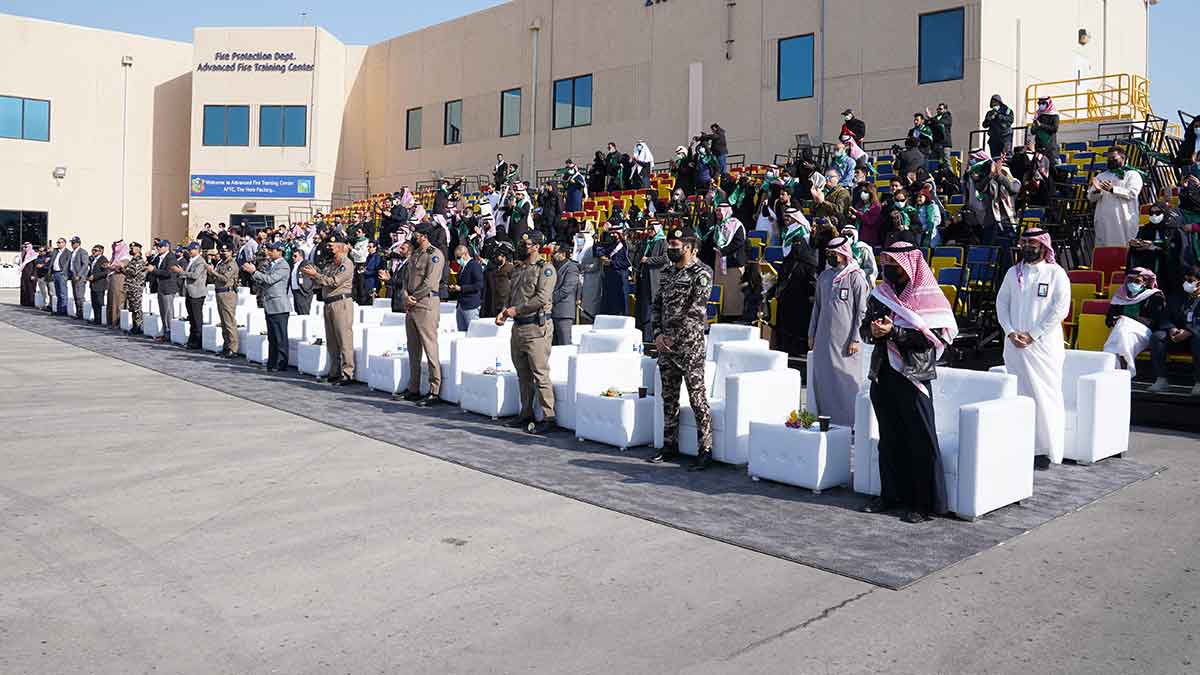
[930,256,959,279]
[1074,314,1111,352]
[1070,282,1102,324]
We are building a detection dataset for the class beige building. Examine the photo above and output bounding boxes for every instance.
[0,0,1152,252]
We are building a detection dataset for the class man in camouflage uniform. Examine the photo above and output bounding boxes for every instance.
[648,226,715,471]
[210,243,241,358]
[496,230,557,434]
[122,242,148,335]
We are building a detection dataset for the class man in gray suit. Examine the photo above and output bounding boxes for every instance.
[550,240,581,346]
[245,241,292,371]
[67,235,89,319]
[172,242,209,349]
[150,240,181,343]
[289,247,316,315]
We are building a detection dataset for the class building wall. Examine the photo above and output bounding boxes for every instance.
[0,13,192,252]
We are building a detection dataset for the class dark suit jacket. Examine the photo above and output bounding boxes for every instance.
[152,252,181,295]
[87,255,110,284]
[551,260,580,320]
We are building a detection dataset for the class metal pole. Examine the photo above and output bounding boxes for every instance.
[529,21,540,181]
[121,59,130,240]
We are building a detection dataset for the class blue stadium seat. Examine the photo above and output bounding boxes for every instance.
[937,267,967,286]
[1064,142,1088,152]
[933,246,964,264]
[764,246,784,263]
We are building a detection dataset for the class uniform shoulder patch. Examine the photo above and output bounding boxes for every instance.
[431,255,440,264]
[337,265,345,273]
[543,267,553,277]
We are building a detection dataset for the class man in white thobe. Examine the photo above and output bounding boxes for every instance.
[996,229,1071,469]
[1087,148,1143,248]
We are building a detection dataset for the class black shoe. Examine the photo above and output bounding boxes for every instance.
[504,417,532,429]
[1034,455,1052,471]
[646,444,680,464]
[400,391,422,401]
[688,450,713,472]
[415,394,442,407]
[527,419,557,435]
[861,497,889,514]
[902,511,925,524]
[265,366,277,372]
[332,379,354,387]
[218,349,231,358]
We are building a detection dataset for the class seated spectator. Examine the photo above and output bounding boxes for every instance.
[1104,268,1168,373]
[830,142,855,186]
[1147,266,1200,395]
[895,138,926,179]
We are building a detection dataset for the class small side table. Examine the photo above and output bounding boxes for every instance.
[575,393,655,451]
[747,422,852,494]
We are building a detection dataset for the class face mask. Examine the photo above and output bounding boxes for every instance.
[826,255,841,268]
[843,114,852,121]
[666,248,684,263]
[894,198,907,206]
[882,266,905,289]
[1126,282,1145,295]
[1149,214,1164,225]
[992,105,1000,112]
[860,191,871,202]
[1020,247,1041,264]
[1107,159,1123,171]
[1184,281,1198,295]
[457,257,468,267]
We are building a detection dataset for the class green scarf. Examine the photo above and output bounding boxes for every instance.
[642,228,665,257]
[1108,165,1148,181]
[781,223,808,246]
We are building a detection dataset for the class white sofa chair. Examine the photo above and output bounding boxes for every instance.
[459,348,519,419]
[143,313,163,338]
[236,309,267,355]
[169,318,191,345]
[556,329,644,430]
[440,319,513,403]
[853,367,1035,520]
[288,317,323,365]
[364,328,458,394]
[244,315,308,365]
[705,323,761,359]
[652,343,800,465]
[571,314,637,345]
[990,350,1130,465]
[297,329,363,378]
[356,319,409,383]
[574,339,653,449]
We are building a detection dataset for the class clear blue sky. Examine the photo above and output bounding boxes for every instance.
[3,0,1193,122]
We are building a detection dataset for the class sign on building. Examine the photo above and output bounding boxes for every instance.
[190,174,316,199]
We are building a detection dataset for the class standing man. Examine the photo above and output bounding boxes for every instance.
[362,241,383,304]
[49,237,69,315]
[982,94,1015,158]
[633,220,669,343]
[86,244,109,325]
[67,236,89,318]
[451,244,483,331]
[302,230,355,385]
[210,243,241,357]
[550,240,581,346]
[106,240,130,328]
[647,226,715,470]
[400,223,445,404]
[150,240,180,342]
[247,241,292,371]
[496,231,557,434]
[995,228,1071,470]
[289,247,316,315]
[173,242,208,350]
[216,223,235,250]
[1088,149,1144,248]
[562,158,588,213]
[198,223,217,254]
[807,236,871,427]
[123,242,148,335]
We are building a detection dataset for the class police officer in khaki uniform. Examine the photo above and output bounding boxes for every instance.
[302,229,355,385]
[210,243,241,358]
[400,222,446,405]
[495,230,557,434]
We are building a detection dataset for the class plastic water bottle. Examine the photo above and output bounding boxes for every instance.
[495,357,502,370]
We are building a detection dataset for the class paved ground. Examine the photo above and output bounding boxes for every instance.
[1,304,1198,674]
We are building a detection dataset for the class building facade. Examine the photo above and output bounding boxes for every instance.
[0,0,1151,252]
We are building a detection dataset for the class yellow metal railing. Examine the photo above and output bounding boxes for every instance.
[1025,73,1153,125]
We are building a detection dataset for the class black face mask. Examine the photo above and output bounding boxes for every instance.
[1107,159,1123,171]
[666,248,684,263]
[1020,247,1042,264]
[882,266,905,289]
[826,255,841,268]
[515,242,532,260]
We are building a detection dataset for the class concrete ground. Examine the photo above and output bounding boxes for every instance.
[0,302,1197,674]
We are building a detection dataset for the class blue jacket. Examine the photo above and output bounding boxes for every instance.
[457,259,484,311]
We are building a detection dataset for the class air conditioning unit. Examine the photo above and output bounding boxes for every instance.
[243,202,257,213]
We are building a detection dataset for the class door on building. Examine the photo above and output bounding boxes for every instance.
[229,215,275,236]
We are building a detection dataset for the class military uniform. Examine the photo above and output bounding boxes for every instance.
[402,238,445,398]
[210,254,241,355]
[507,234,557,425]
[123,254,148,333]
[652,238,714,457]
[313,246,356,382]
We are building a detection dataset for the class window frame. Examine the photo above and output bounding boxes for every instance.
[443,99,463,146]
[552,74,593,130]
[917,7,966,85]
[0,209,50,249]
[776,34,816,102]
[259,105,307,147]
[201,104,250,147]
[500,88,521,138]
[0,94,52,142]
[405,107,422,150]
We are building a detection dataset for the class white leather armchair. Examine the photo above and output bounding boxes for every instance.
[571,314,637,345]
[556,329,644,430]
[853,367,1035,520]
[990,350,1129,465]
[653,343,800,465]
[236,309,266,355]
[705,324,760,359]
[440,319,513,403]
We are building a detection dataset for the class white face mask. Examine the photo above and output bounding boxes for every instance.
[1185,281,1199,295]
[1149,214,1164,225]
[844,114,852,121]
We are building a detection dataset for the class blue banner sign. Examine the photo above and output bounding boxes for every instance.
[190,174,315,199]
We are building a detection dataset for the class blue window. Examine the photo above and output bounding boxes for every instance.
[500,88,521,137]
[553,74,592,130]
[201,105,249,146]
[406,107,422,150]
[0,95,51,141]
[444,99,463,145]
[777,34,815,101]
[260,105,306,147]
[919,8,965,84]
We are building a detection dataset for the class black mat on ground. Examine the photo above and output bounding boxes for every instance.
[0,305,1164,590]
